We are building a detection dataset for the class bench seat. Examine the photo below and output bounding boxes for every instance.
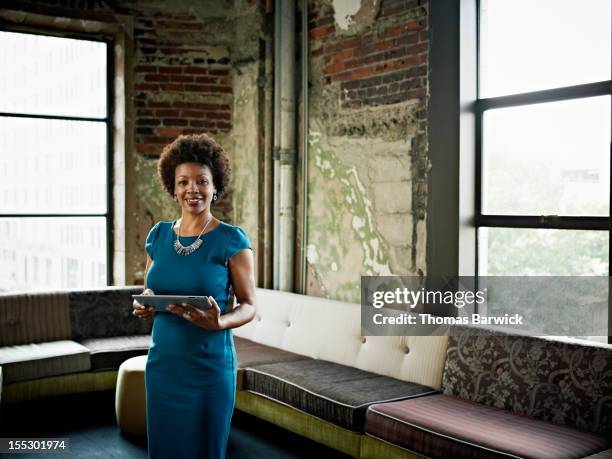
[0,340,90,383]
[234,336,310,369]
[242,358,437,432]
[80,335,151,371]
[365,394,612,459]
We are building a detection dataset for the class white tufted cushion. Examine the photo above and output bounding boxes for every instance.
[234,289,448,390]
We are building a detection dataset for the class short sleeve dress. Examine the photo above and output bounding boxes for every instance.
[144,220,251,459]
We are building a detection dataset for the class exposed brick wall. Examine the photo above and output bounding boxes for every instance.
[131,4,235,217]
[310,0,428,117]
[133,9,233,158]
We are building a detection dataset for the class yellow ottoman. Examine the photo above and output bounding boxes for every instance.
[115,355,147,437]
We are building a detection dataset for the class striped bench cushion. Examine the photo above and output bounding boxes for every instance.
[365,394,612,459]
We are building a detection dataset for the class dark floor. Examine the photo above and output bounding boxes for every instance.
[0,391,350,459]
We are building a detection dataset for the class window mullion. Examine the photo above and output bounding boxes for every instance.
[477,215,609,231]
[478,80,610,111]
[0,112,107,123]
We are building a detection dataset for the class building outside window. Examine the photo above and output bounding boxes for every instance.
[0,31,111,292]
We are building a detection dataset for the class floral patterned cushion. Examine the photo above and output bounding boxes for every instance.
[442,327,612,435]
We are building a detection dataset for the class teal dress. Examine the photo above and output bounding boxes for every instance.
[144,221,251,459]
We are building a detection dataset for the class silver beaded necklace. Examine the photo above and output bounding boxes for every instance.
[173,216,213,256]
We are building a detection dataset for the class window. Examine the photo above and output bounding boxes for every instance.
[0,31,111,292]
[476,0,611,277]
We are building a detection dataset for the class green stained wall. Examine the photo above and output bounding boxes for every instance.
[305,0,429,302]
[229,61,260,254]
[306,123,424,303]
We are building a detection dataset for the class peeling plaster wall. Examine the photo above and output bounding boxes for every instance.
[229,62,261,267]
[226,3,264,281]
[306,0,429,302]
[332,0,362,30]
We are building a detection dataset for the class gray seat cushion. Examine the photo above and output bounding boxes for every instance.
[0,340,91,384]
[234,337,311,390]
[242,359,436,432]
[234,336,310,368]
[80,335,151,371]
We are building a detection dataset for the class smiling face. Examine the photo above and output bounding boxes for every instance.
[174,162,216,216]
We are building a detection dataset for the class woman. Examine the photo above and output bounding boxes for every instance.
[132,133,256,459]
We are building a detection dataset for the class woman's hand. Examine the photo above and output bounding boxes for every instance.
[167,297,224,331]
[133,288,155,320]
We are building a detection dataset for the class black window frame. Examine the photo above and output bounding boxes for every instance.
[474,0,611,276]
[474,1,611,342]
[0,27,114,287]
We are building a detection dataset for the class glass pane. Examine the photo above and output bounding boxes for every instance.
[0,217,107,292]
[478,228,609,276]
[0,117,107,214]
[0,31,107,118]
[480,0,611,97]
[482,96,610,216]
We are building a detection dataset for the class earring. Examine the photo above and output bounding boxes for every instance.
[213,193,218,201]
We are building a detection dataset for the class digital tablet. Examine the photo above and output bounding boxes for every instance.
[132,295,211,312]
